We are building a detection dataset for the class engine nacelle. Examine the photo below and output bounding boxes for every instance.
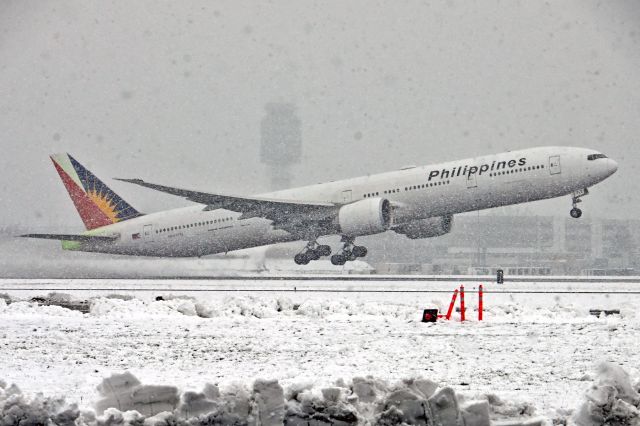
[338,198,392,237]
[394,215,454,239]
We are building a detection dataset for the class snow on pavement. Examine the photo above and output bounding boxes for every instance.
[0,294,638,422]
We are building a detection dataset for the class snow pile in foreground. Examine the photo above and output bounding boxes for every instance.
[572,362,640,426]
[0,380,81,426]
[0,371,549,426]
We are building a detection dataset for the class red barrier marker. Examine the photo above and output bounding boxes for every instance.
[460,285,465,321]
[445,289,459,320]
[478,284,483,321]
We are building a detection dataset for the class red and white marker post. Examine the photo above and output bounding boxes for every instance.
[478,284,484,321]
[440,285,484,322]
[459,285,466,321]
[444,288,459,320]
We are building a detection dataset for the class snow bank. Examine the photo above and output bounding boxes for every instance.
[0,371,526,426]
[0,380,82,425]
[88,295,424,320]
[2,293,627,325]
[94,372,179,417]
[0,299,83,317]
[84,295,622,323]
[10,364,639,425]
[0,293,11,305]
[572,362,640,426]
[90,297,201,318]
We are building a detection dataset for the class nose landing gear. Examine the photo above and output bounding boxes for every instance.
[570,188,588,218]
[294,241,332,265]
[330,236,368,266]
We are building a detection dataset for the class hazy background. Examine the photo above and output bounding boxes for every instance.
[1,0,639,231]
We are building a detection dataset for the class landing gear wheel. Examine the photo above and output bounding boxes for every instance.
[570,189,588,219]
[352,246,367,258]
[307,250,321,261]
[316,245,331,257]
[331,254,347,266]
[294,253,310,265]
[332,236,368,265]
[294,240,329,264]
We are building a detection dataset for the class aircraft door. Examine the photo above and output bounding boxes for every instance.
[466,173,477,188]
[143,224,154,242]
[549,156,561,175]
[342,190,352,203]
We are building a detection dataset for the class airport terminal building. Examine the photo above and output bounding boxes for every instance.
[364,215,640,276]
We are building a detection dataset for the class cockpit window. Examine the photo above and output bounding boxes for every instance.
[587,154,607,161]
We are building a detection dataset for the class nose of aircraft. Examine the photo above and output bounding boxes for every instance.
[607,158,618,176]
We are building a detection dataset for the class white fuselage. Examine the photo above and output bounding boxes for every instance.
[73,146,617,257]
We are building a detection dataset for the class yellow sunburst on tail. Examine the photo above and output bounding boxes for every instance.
[87,190,120,223]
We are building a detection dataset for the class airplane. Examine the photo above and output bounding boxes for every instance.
[22,147,617,265]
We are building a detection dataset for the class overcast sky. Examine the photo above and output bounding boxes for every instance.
[1,1,638,229]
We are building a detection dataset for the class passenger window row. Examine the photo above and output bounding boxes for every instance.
[405,180,450,191]
[155,217,233,233]
[489,164,544,177]
[362,180,451,198]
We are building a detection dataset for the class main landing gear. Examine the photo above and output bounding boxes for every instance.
[570,188,589,219]
[330,236,368,266]
[294,241,332,265]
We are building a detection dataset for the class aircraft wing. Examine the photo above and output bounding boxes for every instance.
[114,178,338,232]
[21,234,118,242]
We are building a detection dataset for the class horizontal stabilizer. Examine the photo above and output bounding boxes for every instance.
[20,234,117,242]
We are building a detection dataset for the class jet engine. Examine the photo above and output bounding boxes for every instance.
[394,215,454,239]
[338,198,392,236]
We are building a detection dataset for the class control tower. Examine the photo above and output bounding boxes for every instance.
[260,103,302,190]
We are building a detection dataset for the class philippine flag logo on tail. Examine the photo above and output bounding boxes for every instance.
[50,153,143,230]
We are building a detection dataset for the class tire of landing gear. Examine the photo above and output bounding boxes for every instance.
[307,250,321,261]
[570,207,582,218]
[352,246,367,258]
[316,245,331,257]
[331,254,347,266]
[294,253,310,265]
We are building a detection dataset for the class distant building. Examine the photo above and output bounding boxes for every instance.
[360,215,640,275]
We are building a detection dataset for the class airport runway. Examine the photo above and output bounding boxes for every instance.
[1,276,638,309]
[3,274,638,282]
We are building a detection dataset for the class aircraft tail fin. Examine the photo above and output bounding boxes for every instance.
[50,153,143,230]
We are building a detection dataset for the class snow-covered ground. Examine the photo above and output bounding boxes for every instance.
[1,280,639,424]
